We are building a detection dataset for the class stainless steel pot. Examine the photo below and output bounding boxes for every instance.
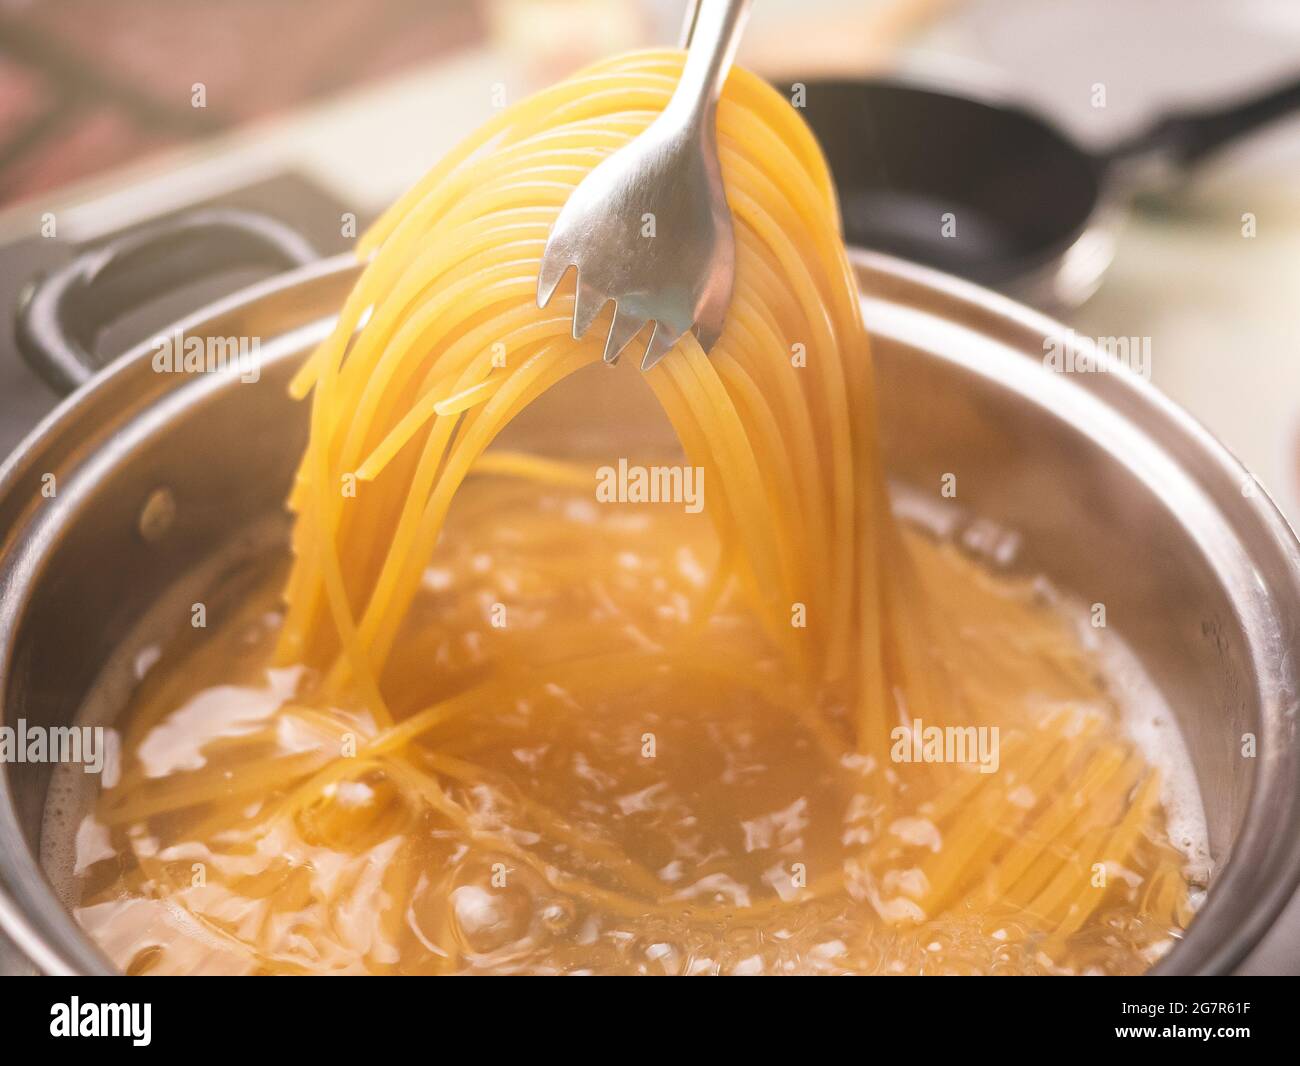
[1,242,1298,975]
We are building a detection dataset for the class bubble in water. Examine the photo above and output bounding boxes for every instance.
[448,859,541,956]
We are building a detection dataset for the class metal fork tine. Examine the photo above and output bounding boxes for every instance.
[536,256,570,309]
[602,307,647,365]
[640,322,679,372]
[572,280,608,340]
[693,320,722,355]
[536,0,748,372]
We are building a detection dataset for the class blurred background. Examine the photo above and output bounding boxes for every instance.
[0,0,1297,972]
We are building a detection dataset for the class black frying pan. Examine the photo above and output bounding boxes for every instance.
[798,75,1300,301]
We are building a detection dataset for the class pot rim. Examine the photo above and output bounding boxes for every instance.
[1,250,1298,975]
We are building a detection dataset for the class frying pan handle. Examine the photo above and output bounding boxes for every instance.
[1117,76,1300,170]
[14,207,318,396]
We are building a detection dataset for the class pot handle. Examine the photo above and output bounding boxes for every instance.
[13,207,319,396]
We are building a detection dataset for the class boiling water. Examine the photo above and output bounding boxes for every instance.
[42,481,1208,975]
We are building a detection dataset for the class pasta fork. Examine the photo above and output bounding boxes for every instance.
[535,0,752,370]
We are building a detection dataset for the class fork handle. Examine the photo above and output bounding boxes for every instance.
[672,0,752,128]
